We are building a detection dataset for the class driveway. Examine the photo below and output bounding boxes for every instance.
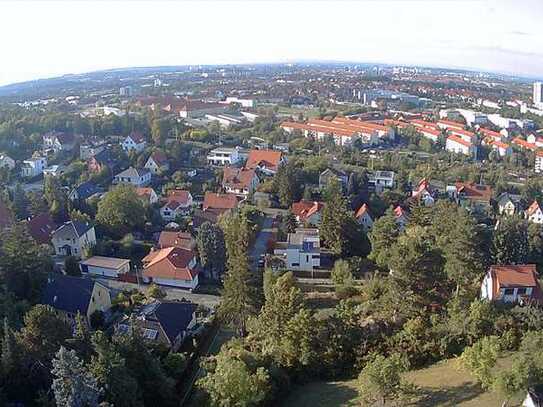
[249,215,274,270]
[91,277,221,308]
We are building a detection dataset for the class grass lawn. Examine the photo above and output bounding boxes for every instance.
[280,356,522,407]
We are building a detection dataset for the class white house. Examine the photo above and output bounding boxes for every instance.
[536,151,543,173]
[207,147,241,166]
[142,247,199,289]
[135,187,159,205]
[445,135,477,157]
[221,167,259,196]
[0,154,15,170]
[522,386,543,407]
[368,171,395,193]
[113,167,151,187]
[144,151,169,174]
[481,264,541,304]
[43,132,77,153]
[43,164,66,177]
[412,179,435,206]
[121,132,146,153]
[489,140,512,157]
[51,221,96,258]
[355,204,373,231]
[21,156,47,178]
[526,201,543,224]
[394,206,408,231]
[79,256,131,278]
[497,193,520,216]
[160,190,193,220]
[274,228,320,272]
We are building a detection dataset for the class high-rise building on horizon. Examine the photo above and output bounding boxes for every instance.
[533,82,543,107]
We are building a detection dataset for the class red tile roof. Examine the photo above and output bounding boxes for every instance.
[489,265,541,300]
[512,137,537,151]
[437,119,464,129]
[158,231,196,250]
[246,149,283,172]
[355,203,370,219]
[526,200,542,216]
[394,205,406,218]
[291,200,324,222]
[163,190,192,210]
[143,247,198,281]
[149,151,168,166]
[455,182,492,202]
[222,167,257,190]
[447,135,472,148]
[203,192,239,211]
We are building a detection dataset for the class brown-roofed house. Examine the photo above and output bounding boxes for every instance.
[203,192,239,212]
[145,151,170,174]
[454,182,493,213]
[160,190,193,221]
[222,167,259,196]
[245,149,284,175]
[135,187,159,205]
[481,264,542,304]
[291,200,324,226]
[142,247,199,289]
[158,231,196,250]
[355,203,373,231]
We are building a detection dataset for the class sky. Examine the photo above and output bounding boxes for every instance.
[1,0,543,86]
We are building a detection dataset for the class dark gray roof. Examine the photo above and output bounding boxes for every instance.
[140,301,196,344]
[72,181,101,200]
[41,275,96,315]
[54,221,93,239]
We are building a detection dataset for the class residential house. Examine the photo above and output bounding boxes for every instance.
[497,193,521,216]
[536,151,543,174]
[481,264,542,304]
[69,181,102,202]
[145,151,170,174]
[79,256,131,278]
[88,149,117,174]
[394,206,408,231]
[319,168,348,191]
[116,301,197,351]
[355,204,373,231]
[202,192,239,214]
[121,131,146,153]
[489,140,512,157]
[113,167,151,187]
[222,167,259,196]
[291,200,324,226]
[43,164,66,177]
[158,231,196,250]
[80,142,105,160]
[454,182,493,213]
[523,385,543,407]
[136,187,159,205]
[0,153,15,170]
[445,135,477,157]
[27,213,57,244]
[51,221,96,258]
[142,247,199,289]
[160,190,193,220]
[368,170,395,193]
[412,178,435,206]
[245,149,284,175]
[21,156,47,178]
[207,147,241,166]
[43,131,77,153]
[41,274,112,325]
[526,201,543,224]
[274,228,320,272]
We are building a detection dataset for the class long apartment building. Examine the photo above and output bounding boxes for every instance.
[281,117,395,146]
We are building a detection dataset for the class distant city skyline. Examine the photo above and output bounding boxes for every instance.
[1,0,543,86]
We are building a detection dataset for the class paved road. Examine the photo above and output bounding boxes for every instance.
[249,215,275,270]
[91,277,221,308]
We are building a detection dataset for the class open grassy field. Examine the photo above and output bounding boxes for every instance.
[281,357,522,407]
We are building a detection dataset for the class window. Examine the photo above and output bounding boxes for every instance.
[291,263,300,267]
[503,288,514,295]
[142,328,158,340]
[517,288,527,295]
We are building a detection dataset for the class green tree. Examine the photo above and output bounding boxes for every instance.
[284,211,297,234]
[358,353,414,406]
[368,209,400,269]
[198,341,270,407]
[11,183,29,220]
[196,222,226,280]
[90,331,141,407]
[273,161,302,207]
[459,336,500,389]
[219,213,256,336]
[64,256,81,276]
[96,184,146,238]
[331,259,354,289]
[492,216,529,265]
[51,346,101,407]
[147,283,166,300]
[321,180,369,257]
